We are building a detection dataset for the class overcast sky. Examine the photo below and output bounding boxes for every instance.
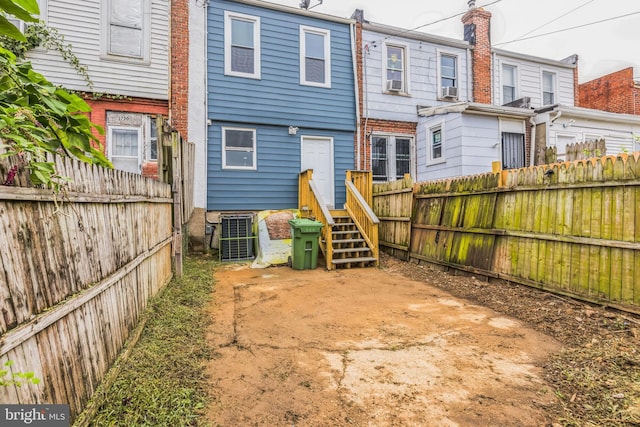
[269,0,640,83]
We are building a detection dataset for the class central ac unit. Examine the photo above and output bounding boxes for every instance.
[441,86,458,99]
[386,80,402,92]
[220,214,255,261]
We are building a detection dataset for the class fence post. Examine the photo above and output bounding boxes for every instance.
[492,161,506,187]
[172,131,183,277]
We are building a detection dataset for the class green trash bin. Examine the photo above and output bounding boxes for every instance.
[289,218,323,270]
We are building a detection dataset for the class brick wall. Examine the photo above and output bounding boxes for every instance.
[85,97,169,152]
[84,97,168,180]
[359,119,417,171]
[171,0,190,139]
[579,67,640,115]
[461,7,492,104]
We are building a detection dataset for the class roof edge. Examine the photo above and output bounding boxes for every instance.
[228,0,355,24]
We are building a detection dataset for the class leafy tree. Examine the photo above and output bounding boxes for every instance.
[0,0,111,190]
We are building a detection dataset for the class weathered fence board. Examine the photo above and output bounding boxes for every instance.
[372,174,413,260]
[0,156,173,420]
[373,153,640,314]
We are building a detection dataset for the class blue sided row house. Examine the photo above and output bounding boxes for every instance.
[207,0,357,213]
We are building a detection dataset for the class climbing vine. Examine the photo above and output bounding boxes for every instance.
[0,0,111,191]
[0,21,93,88]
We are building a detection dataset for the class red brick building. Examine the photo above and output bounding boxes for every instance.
[578,67,640,116]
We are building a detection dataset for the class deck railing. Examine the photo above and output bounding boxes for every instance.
[299,169,334,263]
[347,170,373,205]
[345,172,380,266]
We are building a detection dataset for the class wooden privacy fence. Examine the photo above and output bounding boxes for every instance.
[157,116,195,276]
[537,139,606,164]
[0,156,173,420]
[373,154,640,315]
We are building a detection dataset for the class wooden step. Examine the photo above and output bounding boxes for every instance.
[333,222,356,228]
[332,230,360,236]
[333,247,371,254]
[331,238,365,245]
[331,256,378,265]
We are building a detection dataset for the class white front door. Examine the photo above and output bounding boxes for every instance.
[301,136,334,209]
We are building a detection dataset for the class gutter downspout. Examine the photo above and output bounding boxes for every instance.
[363,45,371,172]
[466,48,472,102]
[204,0,209,185]
[550,110,562,124]
[350,23,361,170]
[492,51,496,105]
[529,117,536,166]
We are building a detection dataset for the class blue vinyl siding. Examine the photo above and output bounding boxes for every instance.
[207,1,356,212]
[208,0,355,130]
[208,123,353,211]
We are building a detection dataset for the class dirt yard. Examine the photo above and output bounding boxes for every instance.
[205,252,636,427]
[204,253,640,426]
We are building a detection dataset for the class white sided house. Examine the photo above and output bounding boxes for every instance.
[25,0,172,178]
[533,105,640,160]
[354,12,472,183]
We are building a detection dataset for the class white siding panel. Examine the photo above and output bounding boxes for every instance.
[363,29,470,123]
[27,0,168,99]
[417,114,465,181]
[494,54,575,108]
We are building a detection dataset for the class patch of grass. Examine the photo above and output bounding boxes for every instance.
[83,255,217,427]
[546,333,640,427]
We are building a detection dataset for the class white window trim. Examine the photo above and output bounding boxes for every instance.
[108,125,143,171]
[382,41,410,95]
[145,115,158,161]
[554,132,578,159]
[36,0,47,22]
[222,126,257,170]
[427,122,445,165]
[299,25,331,88]
[499,117,525,135]
[583,132,603,142]
[541,69,557,106]
[100,0,151,64]
[8,0,47,31]
[224,11,261,79]
[436,49,459,99]
[501,61,519,105]
[371,133,416,181]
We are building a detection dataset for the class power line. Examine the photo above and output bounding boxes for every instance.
[495,10,640,46]
[498,0,597,47]
[363,0,503,50]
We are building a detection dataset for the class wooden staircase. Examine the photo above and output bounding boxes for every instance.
[327,210,377,269]
[299,170,379,270]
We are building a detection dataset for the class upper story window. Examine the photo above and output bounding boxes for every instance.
[502,64,517,104]
[438,51,459,100]
[225,11,261,79]
[102,0,150,61]
[300,26,330,87]
[384,43,406,93]
[542,71,556,105]
[222,127,257,170]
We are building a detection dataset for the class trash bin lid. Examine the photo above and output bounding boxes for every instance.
[289,218,323,233]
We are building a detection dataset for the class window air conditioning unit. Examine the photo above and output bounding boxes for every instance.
[441,86,458,99]
[386,80,402,92]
